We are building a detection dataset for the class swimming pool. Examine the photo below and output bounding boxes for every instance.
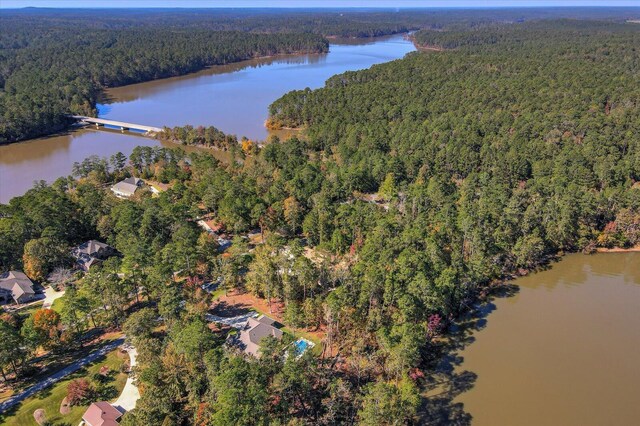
[292,338,314,357]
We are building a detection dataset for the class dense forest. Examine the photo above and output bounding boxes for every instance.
[2,7,637,34]
[268,20,640,253]
[0,27,327,144]
[412,18,640,49]
[157,126,241,151]
[2,15,640,426]
[2,8,638,144]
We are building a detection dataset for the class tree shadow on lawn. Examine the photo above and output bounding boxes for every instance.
[210,299,252,317]
[15,328,107,390]
[420,283,520,425]
[0,350,111,423]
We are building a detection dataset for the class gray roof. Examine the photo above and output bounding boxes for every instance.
[111,177,142,197]
[74,240,111,257]
[0,271,35,302]
[122,177,142,186]
[72,240,113,271]
[237,315,283,357]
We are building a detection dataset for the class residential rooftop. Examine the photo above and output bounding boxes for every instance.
[236,314,283,358]
[0,270,36,305]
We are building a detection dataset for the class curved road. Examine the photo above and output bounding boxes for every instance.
[0,338,124,414]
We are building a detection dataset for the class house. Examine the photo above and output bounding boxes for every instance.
[71,240,115,271]
[110,177,143,198]
[197,219,231,251]
[144,179,170,196]
[81,401,123,426]
[0,270,36,305]
[196,218,224,234]
[235,315,283,358]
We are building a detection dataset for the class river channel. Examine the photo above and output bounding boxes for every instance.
[449,252,640,425]
[0,34,416,203]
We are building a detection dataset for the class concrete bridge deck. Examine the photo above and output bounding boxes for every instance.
[71,116,163,133]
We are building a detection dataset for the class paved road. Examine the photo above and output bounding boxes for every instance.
[205,312,258,329]
[0,338,124,414]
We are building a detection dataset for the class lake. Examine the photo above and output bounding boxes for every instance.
[0,34,416,204]
[446,253,640,425]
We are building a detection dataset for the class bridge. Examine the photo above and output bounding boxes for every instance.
[71,116,163,134]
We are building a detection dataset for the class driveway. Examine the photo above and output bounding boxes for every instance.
[0,338,124,414]
[205,312,258,329]
[112,346,140,412]
[42,286,65,309]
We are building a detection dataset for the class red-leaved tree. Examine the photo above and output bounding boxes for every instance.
[67,378,94,406]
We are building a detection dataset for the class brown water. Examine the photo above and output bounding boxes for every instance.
[0,35,415,203]
[450,253,640,425]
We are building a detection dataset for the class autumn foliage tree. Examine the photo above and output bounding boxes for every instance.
[22,235,69,281]
[241,138,256,155]
[32,309,62,349]
[598,208,640,248]
[67,378,95,406]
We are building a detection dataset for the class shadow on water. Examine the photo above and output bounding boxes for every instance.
[419,283,520,425]
[0,128,75,149]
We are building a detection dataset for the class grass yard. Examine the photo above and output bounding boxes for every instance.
[210,286,227,300]
[0,349,127,426]
[213,290,324,355]
[50,295,66,314]
[245,306,323,355]
[11,301,45,319]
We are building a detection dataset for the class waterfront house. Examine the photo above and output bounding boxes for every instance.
[81,401,123,426]
[235,314,283,358]
[0,270,36,305]
[110,177,143,198]
[72,240,115,271]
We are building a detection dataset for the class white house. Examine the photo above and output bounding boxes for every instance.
[110,177,143,198]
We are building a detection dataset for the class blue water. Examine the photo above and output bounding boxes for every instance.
[1,35,415,203]
[100,34,415,141]
[294,339,310,355]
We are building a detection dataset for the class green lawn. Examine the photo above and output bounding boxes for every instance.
[50,295,66,314]
[0,349,127,426]
[210,286,227,300]
[13,301,45,319]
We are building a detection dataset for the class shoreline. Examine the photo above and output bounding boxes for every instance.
[1,32,414,203]
[596,245,640,253]
[2,48,330,149]
[102,48,329,95]
[416,45,446,52]
[5,32,415,149]
[407,32,447,52]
